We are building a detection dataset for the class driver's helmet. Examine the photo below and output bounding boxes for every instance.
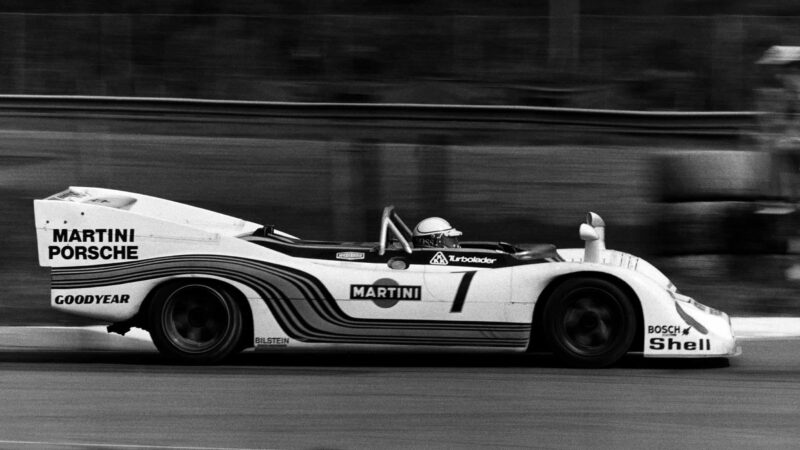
[412,217,462,248]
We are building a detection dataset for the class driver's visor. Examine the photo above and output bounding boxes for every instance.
[442,236,460,248]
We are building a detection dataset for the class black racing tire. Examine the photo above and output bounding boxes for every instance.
[543,277,637,368]
[148,280,243,364]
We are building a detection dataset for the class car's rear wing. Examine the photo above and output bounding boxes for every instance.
[33,187,263,267]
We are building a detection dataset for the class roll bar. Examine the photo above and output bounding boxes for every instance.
[378,206,413,255]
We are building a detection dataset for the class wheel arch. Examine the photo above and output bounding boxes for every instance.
[529,271,645,353]
[131,276,254,351]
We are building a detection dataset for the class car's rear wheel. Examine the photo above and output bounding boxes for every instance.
[543,277,636,368]
[148,281,243,364]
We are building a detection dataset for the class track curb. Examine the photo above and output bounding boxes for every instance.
[730,317,800,340]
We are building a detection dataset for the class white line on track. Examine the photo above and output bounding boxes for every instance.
[731,317,800,339]
[0,440,270,450]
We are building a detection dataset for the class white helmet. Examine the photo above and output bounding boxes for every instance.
[413,217,462,248]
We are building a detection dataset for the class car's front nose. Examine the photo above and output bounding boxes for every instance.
[645,292,740,358]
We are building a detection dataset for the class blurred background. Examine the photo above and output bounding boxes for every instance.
[1,0,800,324]
[0,0,798,109]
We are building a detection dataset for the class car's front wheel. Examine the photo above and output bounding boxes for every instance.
[148,281,243,364]
[543,277,637,368]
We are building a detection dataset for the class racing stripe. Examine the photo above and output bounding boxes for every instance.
[51,255,530,347]
[52,255,527,331]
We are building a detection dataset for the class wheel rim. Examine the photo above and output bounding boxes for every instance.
[560,287,625,356]
[162,284,232,354]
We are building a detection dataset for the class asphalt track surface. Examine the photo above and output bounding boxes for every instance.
[0,340,796,450]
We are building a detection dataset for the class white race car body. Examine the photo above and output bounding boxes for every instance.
[34,187,738,363]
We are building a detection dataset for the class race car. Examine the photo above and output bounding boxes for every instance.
[33,187,739,366]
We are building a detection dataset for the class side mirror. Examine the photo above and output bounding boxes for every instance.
[586,212,605,228]
[580,212,606,263]
[579,223,599,241]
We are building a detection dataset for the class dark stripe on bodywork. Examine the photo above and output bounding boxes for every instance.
[450,271,476,313]
[244,237,555,267]
[675,302,709,335]
[52,255,530,347]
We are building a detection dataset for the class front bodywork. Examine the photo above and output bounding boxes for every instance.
[555,248,738,358]
[34,187,738,358]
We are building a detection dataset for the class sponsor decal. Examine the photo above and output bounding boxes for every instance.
[447,255,496,265]
[53,228,134,243]
[48,228,138,261]
[336,251,365,261]
[429,251,497,265]
[54,294,130,305]
[430,252,449,265]
[350,278,421,308]
[647,325,692,337]
[255,337,290,346]
[649,337,711,351]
